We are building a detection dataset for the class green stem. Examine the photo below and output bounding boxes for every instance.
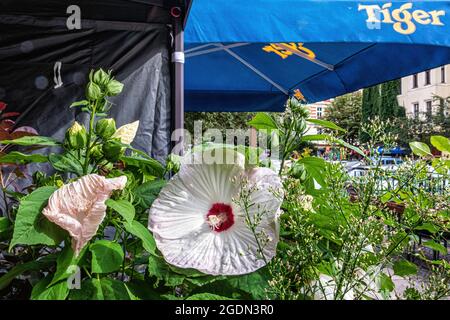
[83,103,97,175]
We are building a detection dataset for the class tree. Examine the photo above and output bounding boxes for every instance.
[361,85,380,122]
[380,79,405,119]
[324,91,362,144]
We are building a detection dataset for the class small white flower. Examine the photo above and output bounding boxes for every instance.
[149,149,283,275]
[112,120,139,145]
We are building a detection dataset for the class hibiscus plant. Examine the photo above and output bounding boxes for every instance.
[0,69,449,301]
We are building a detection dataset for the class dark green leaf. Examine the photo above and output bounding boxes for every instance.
[121,156,165,178]
[423,240,448,255]
[0,255,57,290]
[186,293,233,300]
[227,268,270,299]
[31,276,69,300]
[393,260,418,277]
[90,240,124,273]
[49,153,84,176]
[0,217,10,234]
[134,180,166,208]
[379,273,395,293]
[69,278,130,300]
[0,152,48,165]
[148,255,185,287]
[10,186,66,249]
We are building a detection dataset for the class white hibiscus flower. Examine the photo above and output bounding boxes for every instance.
[149,149,283,275]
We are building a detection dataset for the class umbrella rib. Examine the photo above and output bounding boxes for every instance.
[216,44,289,95]
[186,43,250,57]
[277,43,334,71]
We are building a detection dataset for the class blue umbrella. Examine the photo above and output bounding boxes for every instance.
[184,0,450,112]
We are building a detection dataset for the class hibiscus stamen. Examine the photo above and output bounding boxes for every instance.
[206,203,234,232]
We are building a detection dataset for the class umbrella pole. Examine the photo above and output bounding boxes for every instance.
[172,7,185,155]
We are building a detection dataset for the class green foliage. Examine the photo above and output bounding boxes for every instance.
[409,141,432,156]
[0,152,47,165]
[324,92,362,143]
[393,260,418,277]
[9,186,66,249]
[31,276,69,300]
[90,240,124,273]
[123,220,156,255]
[106,199,135,224]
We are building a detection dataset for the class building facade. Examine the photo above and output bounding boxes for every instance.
[397,64,450,119]
[306,100,332,135]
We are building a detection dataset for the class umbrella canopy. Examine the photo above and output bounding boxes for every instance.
[184,0,450,112]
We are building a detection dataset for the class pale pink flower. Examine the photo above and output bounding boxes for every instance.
[43,174,127,255]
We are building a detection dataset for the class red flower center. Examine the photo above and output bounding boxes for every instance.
[206,203,234,232]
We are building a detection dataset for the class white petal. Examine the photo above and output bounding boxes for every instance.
[149,153,283,275]
[113,121,139,145]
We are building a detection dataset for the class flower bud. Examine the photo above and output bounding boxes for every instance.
[86,82,102,100]
[95,118,116,139]
[102,139,123,163]
[92,69,110,86]
[65,122,87,150]
[106,79,124,96]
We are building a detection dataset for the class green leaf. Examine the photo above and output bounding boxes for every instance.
[334,138,367,158]
[49,245,86,287]
[301,134,329,142]
[248,113,278,131]
[69,278,130,300]
[0,152,48,165]
[148,255,185,287]
[0,217,10,233]
[124,220,156,255]
[0,255,57,290]
[393,260,418,277]
[10,186,66,250]
[297,156,327,187]
[423,240,448,255]
[90,240,124,273]
[134,180,166,208]
[106,199,135,224]
[430,135,450,153]
[409,141,431,156]
[70,100,89,108]
[121,156,165,178]
[49,153,84,176]
[306,118,346,132]
[186,293,233,300]
[31,277,69,300]
[379,273,395,293]
[1,136,59,146]
[415,222,439,234]
[227,268,270,299]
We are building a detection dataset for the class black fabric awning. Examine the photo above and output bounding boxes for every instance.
[0,0,187,24]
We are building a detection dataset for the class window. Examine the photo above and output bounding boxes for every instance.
[317,107,323,119]
[426,100,432,119]
[424,70,431,85]
[441,66,446,83]
[412,74,418,88]
[413,103,419,118]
